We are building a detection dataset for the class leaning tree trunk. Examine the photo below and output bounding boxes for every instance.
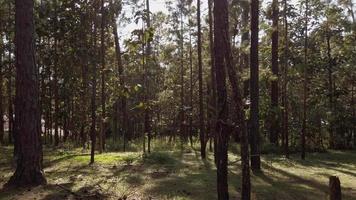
[6,0,46,186]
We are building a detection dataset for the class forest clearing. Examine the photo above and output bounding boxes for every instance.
[1,143,356,200]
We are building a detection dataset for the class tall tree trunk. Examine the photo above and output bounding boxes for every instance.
[146,0,152,153]
[6,0,46,186]
[179,0,185,148]
[113,19,128,152]
[250,0,261,171]
[282,0,289,158]
[7,46,13,145]
[189,33,194,147]
[214,0,229,198]
[0,53,4,145]
[99,0,106,153]
[224,18,251,200]
[270,0,279,145]
[197,0,206,159]
[326,7,334,149]
[6,0,13,145]
[90,7,98,164]
[301,0,308,160]
[53,0,59,147]
[208,0,217,164]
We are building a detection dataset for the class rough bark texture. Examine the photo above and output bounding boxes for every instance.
[6,0,46,186]
[329,176,341,200]
[270,0,279,145]
[214,0,229,198]
[250,0,261,171]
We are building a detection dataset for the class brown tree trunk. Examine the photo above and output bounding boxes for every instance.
[90,5,98,164]
[113,21,127,151]
[208,0,217,164]
[0,53,4,145]
[329,176,341,200]
[6,0,46,186]
[250,0,261,171]
[146,0,152,153]
[214,0,229,198]
[301,0,308,160]
[282,0,289,158]
[189,33,194,147]
[7,51,14,144]
[197,0,206,159]
[270,0,279,145]
[99,0,106,153]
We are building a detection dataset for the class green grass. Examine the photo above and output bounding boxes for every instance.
[0,142,355,200]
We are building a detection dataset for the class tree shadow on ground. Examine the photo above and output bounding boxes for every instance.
[252,162,356,200]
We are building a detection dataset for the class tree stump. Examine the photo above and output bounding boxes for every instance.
[329,176,341,200]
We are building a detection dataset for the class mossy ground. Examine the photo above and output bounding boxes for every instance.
[0,140,355,200]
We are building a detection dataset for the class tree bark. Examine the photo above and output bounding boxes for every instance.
[99,0,106,153]
[197,0,206,159]
[301,0,308,160]
[90,4,98,164]
[208,0,217,164]
[270,0,280,145]
[0,52,4,145]
[146,0,152,153]
[6,0,46,186]
[214,0,229,198]
[250,0,261,171]
[329,176,341,200]
[282,0,289,158]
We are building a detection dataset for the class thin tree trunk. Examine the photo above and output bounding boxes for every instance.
[197,0,206,159]
[282,0,289,158]
[146,0,152,153]
[90,6,98,164]
[99,0,106,153]
[301,0,308,160]
[208,0,217,164]
[189,33,193,147]
[0,52,4,145]
[270,0,279,145]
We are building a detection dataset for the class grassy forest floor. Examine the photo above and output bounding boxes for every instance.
[0,141,356,200]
